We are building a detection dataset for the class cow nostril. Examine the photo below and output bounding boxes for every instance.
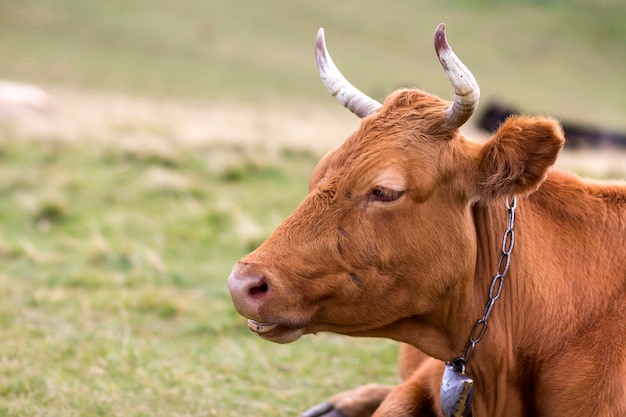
[249,282,269,296]
[228,266,272,308]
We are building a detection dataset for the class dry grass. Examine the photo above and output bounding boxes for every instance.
[5,86,625,179]
[2,86,357,155]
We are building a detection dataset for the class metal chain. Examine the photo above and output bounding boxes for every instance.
[450,196,517,371]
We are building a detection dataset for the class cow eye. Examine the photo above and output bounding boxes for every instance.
[370,187,404,203]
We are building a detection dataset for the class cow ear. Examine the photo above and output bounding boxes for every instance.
[476,116,565,202]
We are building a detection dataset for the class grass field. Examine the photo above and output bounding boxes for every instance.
[0,1,625,416]
[0,136,401,416]
[1,0,625,128]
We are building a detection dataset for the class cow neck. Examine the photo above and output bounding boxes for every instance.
[439,197,516,417]
[455,196,516,368]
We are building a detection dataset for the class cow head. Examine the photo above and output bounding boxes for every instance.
[228,24,564,349]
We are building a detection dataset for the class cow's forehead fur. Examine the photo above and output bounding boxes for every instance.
[355,89,455,149]
[378,89,451,129]
[310,89,470,201]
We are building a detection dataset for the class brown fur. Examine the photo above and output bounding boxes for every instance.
[228,88,626,416]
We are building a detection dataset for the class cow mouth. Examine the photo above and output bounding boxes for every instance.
[247,320,305,344]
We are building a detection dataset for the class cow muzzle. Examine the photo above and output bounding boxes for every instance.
[227,262,307,343]
[228,262,271,320]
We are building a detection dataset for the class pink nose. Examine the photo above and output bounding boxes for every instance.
[227,262,272,319]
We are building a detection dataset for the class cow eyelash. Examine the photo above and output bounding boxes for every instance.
[370,187,404,202]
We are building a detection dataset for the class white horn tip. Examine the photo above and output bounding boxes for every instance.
[314,27,382,118]
[315,28,329,77]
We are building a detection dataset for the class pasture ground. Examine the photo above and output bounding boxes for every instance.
[0,92,402,417]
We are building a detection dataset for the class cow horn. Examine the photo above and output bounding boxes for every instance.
[434,23,480,129]
[316,28,382,118]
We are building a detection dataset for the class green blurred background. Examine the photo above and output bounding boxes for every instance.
[1,0,625,127]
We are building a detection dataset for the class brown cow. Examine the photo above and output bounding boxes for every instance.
[228,24,626,417]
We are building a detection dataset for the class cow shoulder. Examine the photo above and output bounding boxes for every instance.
[477,116,565,202]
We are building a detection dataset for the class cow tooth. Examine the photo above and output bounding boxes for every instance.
[248,320,279,333]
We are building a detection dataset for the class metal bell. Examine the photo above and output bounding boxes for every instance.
[440,362,475,417]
